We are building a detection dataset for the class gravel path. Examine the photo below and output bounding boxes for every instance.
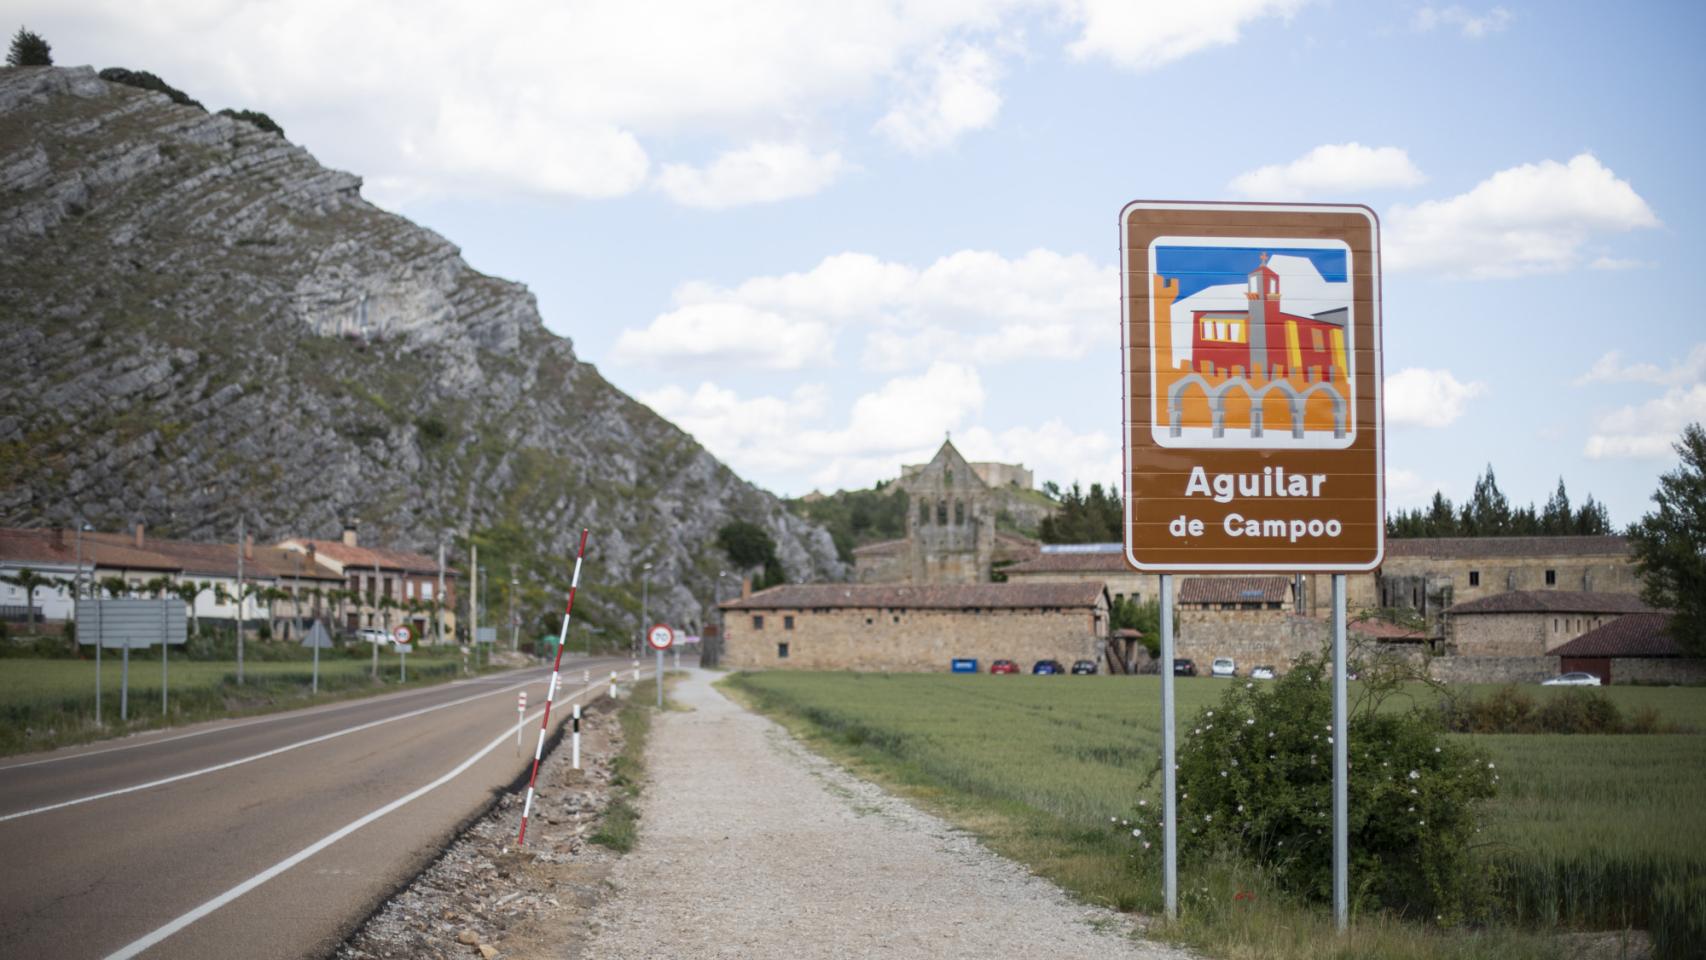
[575,669,1194,960]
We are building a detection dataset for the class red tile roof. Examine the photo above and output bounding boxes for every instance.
[1445,590,1651,616]
[82,533,342,581]
[1550,613,1681,658]
[1178,577,1291,605]
[1348,615,1425,641]
[0,528,182,571]
[720,581,1107,611]
[1385,536,1630,560]
[1003,552,1130,574]
[282,539,441,574]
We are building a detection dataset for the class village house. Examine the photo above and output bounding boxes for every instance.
[1549,613,1706,686]
[718,581,1109,673]
[1442,590,1653,658]
[278,524,455,642]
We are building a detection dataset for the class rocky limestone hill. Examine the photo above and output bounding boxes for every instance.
[0,65,844,638]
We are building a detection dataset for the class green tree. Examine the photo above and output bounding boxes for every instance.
[716,520,785,588]
[1628,423,1706,655]
[1459,464,1512,535]
[1541,478,1573,534]
[1038,482,1122,543]
[0,567,54,629]
[6,27,51,66]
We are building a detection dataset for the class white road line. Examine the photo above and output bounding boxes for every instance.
[0,675,548,823]
[0,668,553,773]
[104,681,607,960]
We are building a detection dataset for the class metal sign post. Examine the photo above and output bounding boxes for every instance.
[1120,201,1384,931]
[301,620,334,693]
[77,599,188,725]
[1159,574,1177,919]
[394,625,412,682]
[647,623,673,708]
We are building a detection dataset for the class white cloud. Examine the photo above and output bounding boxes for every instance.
[1386,468,1451,512]
[1584,385,1706,460]
[1385,368,1486,428]
[640,363,987,492]
[1412,6,1513,38]
[1228,143,1425,200]
[1385,153,1659,278]
[656,142,849,209]
[1575,345,1706,387]
[956,421,1122,490]
[624,248,1115,374]
[1060,0,1308,70]
[610,302,833,370]
[875,42,1002,153]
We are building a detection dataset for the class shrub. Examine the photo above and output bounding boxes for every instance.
[7,27,51,66]
[217,107,285,138]
[1124,653,1499,921]
[1435,685,1673,735]
[97,67,204,109]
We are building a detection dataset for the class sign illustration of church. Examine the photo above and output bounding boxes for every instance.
[1147,238,1356,449]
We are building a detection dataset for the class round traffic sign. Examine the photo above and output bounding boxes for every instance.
[393,625,412,645]
[647,623,673,650]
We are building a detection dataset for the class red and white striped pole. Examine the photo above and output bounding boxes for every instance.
[518,528,588,845]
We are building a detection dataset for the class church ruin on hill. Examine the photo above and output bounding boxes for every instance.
[852,440,1042,586]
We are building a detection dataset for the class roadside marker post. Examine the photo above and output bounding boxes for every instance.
[1120,201,1385,932]
[517,528,590,846]
[631,660,639,683]
[571,703,581,770]
[609,671,619,698]
[647,623,673,708]
[516,692,527,756]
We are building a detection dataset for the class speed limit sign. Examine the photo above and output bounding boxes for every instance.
[393,625,412,645]
[647,623,673,651]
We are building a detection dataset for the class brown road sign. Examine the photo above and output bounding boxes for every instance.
[1121,201,1384,572]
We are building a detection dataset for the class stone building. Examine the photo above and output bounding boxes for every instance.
[1001,546,1150,606]
[852,440,1040,585]
[718,581,1109,672]
[1362,536,1637,619]
[1551,613,1706,685]
[278,524,456,641]
[1443,590,1652,657]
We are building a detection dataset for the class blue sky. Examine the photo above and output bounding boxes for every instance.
[22,1,1706,526]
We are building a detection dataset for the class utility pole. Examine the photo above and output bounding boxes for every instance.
[470,541,479,665]
[236,516,245,685]
[371,557,381,680]
[437,543,446,646]
[640,562,652,659]
[509,577,518,652]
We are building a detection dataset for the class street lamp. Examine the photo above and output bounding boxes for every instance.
[509,577,518,652]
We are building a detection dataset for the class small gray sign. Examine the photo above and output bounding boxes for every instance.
[76,599,187,648]
[475,627,497,643]
[301,620,335,649]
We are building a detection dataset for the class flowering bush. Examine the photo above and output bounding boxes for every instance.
[1125,653,1498,921]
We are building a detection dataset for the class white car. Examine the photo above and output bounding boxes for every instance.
[1250,665,1276,680]
[1211,657,1236,678]
[357,628,409,652]
[1541,672,1602,686]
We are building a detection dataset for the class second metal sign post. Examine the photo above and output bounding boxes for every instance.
[647,622,673,707]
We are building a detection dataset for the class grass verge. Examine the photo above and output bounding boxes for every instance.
[0,649,502,757]
[588,678,658,853]
[720,672,1673,960]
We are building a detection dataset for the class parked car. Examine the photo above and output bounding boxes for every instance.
[1172,658,1197,677]
[1250,665,1276,680]
[1070,659,1099,675]
[1542,672,1602,686]
[1211,657,1237,678]
[989,659,1019,674]
[356,628,407,652]
[1032,659,1065,675]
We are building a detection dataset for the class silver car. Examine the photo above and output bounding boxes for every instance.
[1541,672,1602,686]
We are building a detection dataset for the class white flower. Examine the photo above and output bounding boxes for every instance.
[1237,804,1244,813]
[1418,820,1426,826]
[1434,747,1441,753]
[1220,770,1228,777]
[1205,814,1213,822]
[1269,754,1276,760]
[1132,828,1142,837]
[1409,770,1421,780]
[1327,737,1334,744]
[1246,718,1255,725]
[1269,731,1276,738]
[1110,816,1117,823]
[1407,805,1414,812]
[1138,800,1148,807]
[1488,762,1496,770]
[1143,841,1151,849]
[1207,710,1214,717]
[1231,758,1239,767]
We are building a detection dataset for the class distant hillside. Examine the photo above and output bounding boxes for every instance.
[0,65,843,638]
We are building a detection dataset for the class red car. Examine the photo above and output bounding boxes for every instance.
[990,659,1019,674]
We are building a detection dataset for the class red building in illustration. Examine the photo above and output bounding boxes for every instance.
[1188,253,1349,386]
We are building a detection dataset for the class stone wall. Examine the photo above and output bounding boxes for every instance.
[1610,658,1706,686]
[1450,611,1626,657]
[1427,655,1556,685]
[1379,553,1638,607]
[1174,610,1329,674]
[723,605,1104,673]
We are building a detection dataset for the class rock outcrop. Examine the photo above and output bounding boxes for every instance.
[0,65,843,636]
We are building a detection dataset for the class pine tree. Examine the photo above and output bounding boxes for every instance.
[6,27,51,67]
[1628,424,1706,655]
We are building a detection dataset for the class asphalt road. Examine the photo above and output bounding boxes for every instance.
[0,654,637,960]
